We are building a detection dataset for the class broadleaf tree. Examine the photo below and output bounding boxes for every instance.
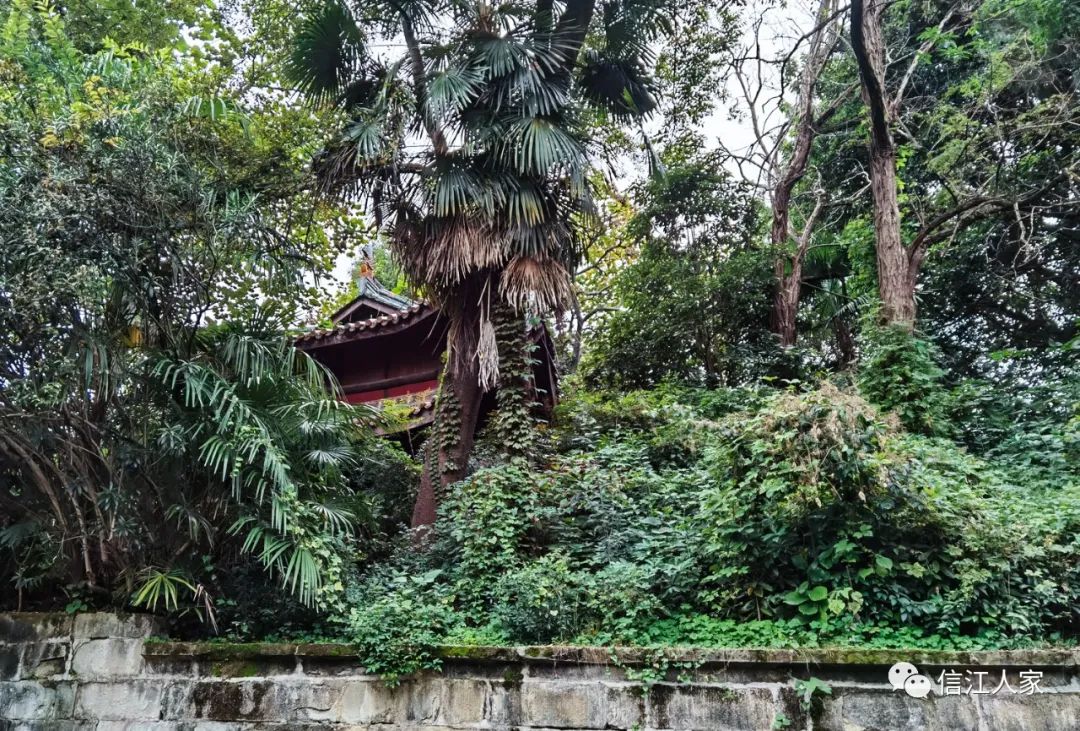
[849,0,1080,329]
[0,0,380,614]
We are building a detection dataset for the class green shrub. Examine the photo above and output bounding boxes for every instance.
[492,554,588,642]
[341,567,456,684]
[859,326,950,435]
[699,383,1078,638]
[333,380,1078,657]
[438,463,541,615]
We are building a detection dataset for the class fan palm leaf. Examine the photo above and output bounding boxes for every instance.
[285,0,368,106]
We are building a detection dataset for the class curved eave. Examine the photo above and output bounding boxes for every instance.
[295,303,437,350]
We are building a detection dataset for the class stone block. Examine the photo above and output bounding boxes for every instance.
[442,678,488,725]
[934,694,983,730]
[0,680,76,720]
[186,679,285,722]
[605,682,645,729]
[73,680,163,721]
[70,639,143,678]
[1,723,94,731]
[484,680,522,726]
[398,677,488,725]
[0,615,72,645]
[159,680,195,720]
[815,688,964,731]
[521,680,608,728]
[207,657,295,678]
[978,692,1080,731]
[0,647,19,681]
[339,679,399,724]
[299,657,372,677]
[71,613,161,640]
[648,683,776,731]
[20,642,70,680]
[143,654,199,677]
[290,680,340,723]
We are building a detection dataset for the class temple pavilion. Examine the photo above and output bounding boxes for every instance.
[295,262,558,444]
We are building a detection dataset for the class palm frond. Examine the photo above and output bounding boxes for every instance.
[286,0,366,106]
[431,161,495,217]
[601,0,673,59]
[131,568,196,613]
[578,52,658,119]
[426,65,483,119]
[343,114,387,161]
[308,501,354,533]
[500,116,584,174]
[304,445,357,468]
[281,545,322,607]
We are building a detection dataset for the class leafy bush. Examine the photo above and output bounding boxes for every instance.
[0,2,392,619]
[859,326,950,435]
[340,567,456,685]
[492,554,588,643]
[701,383,1080,636]
[337,380,1078,662]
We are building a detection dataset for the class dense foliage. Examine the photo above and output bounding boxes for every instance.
[580,150,776,388]
[0,0,406,619]
[332,375,1077,678]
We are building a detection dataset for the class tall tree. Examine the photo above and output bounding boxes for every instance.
[767,0,843,347]
[288,0,685,528]
[850,0,912,326]
[850,0,1080,329]
[582,150,771,388]
[0,0,375,610]
[717,0,846,347]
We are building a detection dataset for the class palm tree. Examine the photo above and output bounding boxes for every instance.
[288,0,670,528]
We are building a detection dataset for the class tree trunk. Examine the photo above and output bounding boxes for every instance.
[834,315,857,367]
[870,147,916,327]
[771,260,802,348]
[411,281,487,531]
[852,0,917,330]
[767,0,837,347]
[767,78,810,348]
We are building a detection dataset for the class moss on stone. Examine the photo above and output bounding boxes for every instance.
[211,660,264,677]
[438,645,507,660]
[520,646,556,659]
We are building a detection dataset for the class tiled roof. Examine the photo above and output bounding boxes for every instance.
[355,276,415,312]
[399,389,437,416]
[374,388,438,434]
[296,302,431,344]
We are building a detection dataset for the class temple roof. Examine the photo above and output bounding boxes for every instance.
[295,301,434,346]
[329,267,417,324]
[295,270,559,440]
[334,277,415,322]
[375,388,438,434]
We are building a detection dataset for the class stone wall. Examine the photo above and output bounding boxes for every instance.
[2,612,1078,730]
